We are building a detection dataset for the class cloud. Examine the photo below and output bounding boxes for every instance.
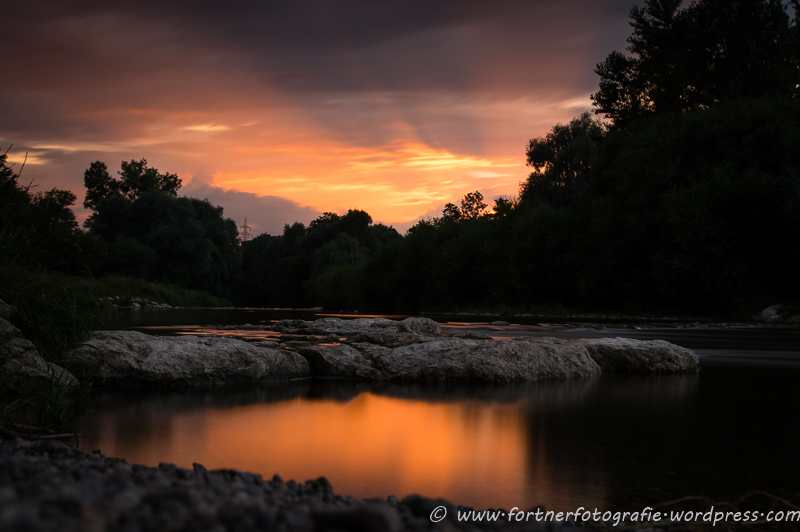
[181,180,323,236]
[2,0,637,225]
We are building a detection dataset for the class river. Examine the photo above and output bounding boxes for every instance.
[77,308,800,512]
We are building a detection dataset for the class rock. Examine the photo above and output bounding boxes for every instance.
[450,331,494,340]
[787,314,800,324]
[274,317,442,338]
[0,299,15,319]
[301,337,600,383]
[251,340,280,348]
[758,304,782,322]
[313,501,402,532]
[488,320,509,326]
[274,319,310,330]
[61,331,310,387]
[576,337,699,373]
[344,331,439,348]
[0,318,79,394]
[311,317,398,334]
[300,344,385,379]
[396,317,441,336]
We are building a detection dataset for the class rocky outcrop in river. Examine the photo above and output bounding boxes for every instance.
[274,316,443,337]
[301,337,601,383]
[577,337,699,373]
[59,318,699,387]
[61,331,310,387]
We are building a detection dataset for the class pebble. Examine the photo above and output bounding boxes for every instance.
[0,439,689,531]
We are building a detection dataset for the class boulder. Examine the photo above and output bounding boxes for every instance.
[344,331,438,348]
[450,331,494,340]
[396,317,442,336]
[301,337,601,383]
[274,317,442,338]
[300,344,385,380]
[0,318,79,394]
[61,331,310,387]
[758,305,782,322]
[575,337,699,373]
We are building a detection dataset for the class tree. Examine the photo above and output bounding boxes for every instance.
[83,158,181,211]
[519,112,606,208]
[460,191,487,219]
[440,203,461,224]
[1,150,82,270]
[592,0,800,127]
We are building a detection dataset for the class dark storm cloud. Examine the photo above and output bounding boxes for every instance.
[4,0,636,97]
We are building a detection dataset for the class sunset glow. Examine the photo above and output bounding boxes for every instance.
[2,0,635,234]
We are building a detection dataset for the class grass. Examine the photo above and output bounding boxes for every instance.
[74,274,233,308]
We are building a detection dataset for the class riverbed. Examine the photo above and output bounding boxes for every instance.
[77,308,800,512]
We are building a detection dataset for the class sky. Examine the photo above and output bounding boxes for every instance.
[2,0,639,235]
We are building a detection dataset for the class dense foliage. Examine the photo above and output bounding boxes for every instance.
[0,150,91,359]
[236,210,400,309]
[592,0,800,127]
[83,160,241,296]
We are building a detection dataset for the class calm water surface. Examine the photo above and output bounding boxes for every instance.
[78,309,800,511]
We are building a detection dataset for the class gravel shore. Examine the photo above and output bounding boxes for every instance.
[0,438,696,532]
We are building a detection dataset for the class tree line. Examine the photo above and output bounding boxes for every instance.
[3,0,798,317]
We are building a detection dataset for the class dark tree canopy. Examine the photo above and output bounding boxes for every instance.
[592,0,800,127]
[1,150,84,270]
[83,159,182,211]
[520,112,606,208]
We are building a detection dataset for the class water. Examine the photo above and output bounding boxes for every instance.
[77,308,800,511]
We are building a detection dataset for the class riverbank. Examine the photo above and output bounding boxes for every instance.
[0,437,714,531]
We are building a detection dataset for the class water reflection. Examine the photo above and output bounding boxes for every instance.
[78,374,723,511]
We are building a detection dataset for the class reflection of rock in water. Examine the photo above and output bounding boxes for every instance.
[370,380,565,404]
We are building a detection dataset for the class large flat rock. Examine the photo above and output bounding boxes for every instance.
[61,331,311,387]
[576,337,700,373]
[301,337,601,383]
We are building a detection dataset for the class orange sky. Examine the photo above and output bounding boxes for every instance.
[2,0,636,234]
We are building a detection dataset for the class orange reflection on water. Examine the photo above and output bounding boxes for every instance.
[84,391,607,510]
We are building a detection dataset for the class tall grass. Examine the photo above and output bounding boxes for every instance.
[81,275,232,308]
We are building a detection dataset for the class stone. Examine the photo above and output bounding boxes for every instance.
[396,317,442,336]
[450,331,494,340]
[488,320,509,326]
[787,314,800,324]
[251,340,280,348]
[344,331,438,348]
[300,344,385,379]
[759,305,782,322]
[313,502,402,532]
[274,317,442,338]
[0,318,79,394]
[301,337,600,383]
[61,330,310,387]
[575,337,699,373]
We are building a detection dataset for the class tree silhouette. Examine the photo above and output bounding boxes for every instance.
[83,159,181,211]
[592,0,800,127]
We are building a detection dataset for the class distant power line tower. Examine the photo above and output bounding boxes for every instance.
[238,218,252,242]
